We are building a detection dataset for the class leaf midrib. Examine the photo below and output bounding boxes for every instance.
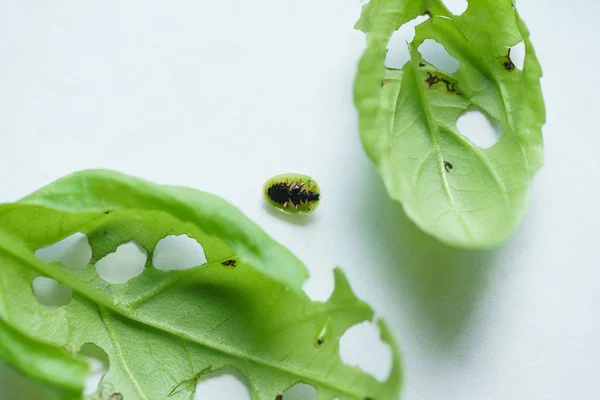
[392,9,516,226]
[406,60,474,239]
[99,307,148,400]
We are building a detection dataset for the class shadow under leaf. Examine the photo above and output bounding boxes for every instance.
[356,162,497,354]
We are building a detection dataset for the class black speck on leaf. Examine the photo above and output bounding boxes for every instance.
[221,259,237,268]
[444,161,453,172]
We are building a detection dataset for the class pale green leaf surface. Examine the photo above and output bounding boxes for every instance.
[0,171,401,399]
[354,0,545,248]
[0,317,88,400]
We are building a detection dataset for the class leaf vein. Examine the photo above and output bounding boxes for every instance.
[99,307,148,400]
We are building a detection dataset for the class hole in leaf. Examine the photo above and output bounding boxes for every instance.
[152,234,207,271]
[456,107,501,148]
[35,232,92,270]
[444,0,468,15]
[79,343,109,395]
[31,276,72,308]
[418,39,460,74]
[510,41,525,70]
[339,322,392,382]
[385,15,429,69]
[194,367,251,399]
[302,272,335,302]
[283,383,317,400]
[95,240,147,284]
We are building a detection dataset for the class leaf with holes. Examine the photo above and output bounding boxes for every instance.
[15,169,308,291]
[0,170,401,399]
[354,0,545,248]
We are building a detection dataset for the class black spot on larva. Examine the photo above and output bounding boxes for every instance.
[289,184,304,206]
[276,395,283,400]
[266,182,319,208]
[221,259,237,268]
[104,210,111,214]
[444,161,453,172]
[267,183,290,205]
[315,338,324,347]
[110,393,123,400]
[419,62,425,67]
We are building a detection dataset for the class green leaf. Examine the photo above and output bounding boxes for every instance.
[17,169,308,292]
[0,317,88,400]
[0,170,401,399]
[354,0,545,248]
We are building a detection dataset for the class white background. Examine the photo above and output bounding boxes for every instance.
[1,0,599,399]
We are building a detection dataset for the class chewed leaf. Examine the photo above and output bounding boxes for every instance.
[0,171,401,399]
[17,169,308,292]
[354,0,545,248]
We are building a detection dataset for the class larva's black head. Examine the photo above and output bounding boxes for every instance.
[307,191,320,201]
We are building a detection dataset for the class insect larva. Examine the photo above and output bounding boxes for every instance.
[263,173,321,215]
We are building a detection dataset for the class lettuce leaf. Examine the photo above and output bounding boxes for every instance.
[0,170,401,399]
[354,0,545,248]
